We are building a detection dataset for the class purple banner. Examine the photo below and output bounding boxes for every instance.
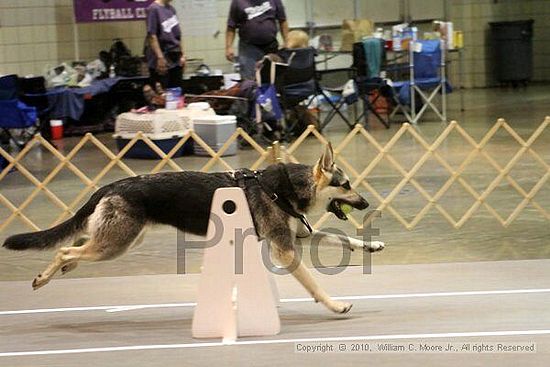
[73,0,155,23]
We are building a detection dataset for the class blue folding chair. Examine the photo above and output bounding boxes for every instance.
[0,74,38,148]
[390,39,451,124]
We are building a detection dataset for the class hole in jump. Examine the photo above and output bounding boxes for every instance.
[223,200,237,215]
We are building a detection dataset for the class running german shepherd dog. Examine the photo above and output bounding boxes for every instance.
[3,144,384,313]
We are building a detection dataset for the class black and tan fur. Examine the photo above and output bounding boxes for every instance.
[3,144,384,314]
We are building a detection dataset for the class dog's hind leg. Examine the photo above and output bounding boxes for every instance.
[273,247,352,314]
[61,261,78,275]
[32,243,96,290]
[32,227,144,290]
[32,195,146,290]
[59,237,89,276]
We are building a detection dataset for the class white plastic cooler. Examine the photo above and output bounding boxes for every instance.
[193,115,237,157]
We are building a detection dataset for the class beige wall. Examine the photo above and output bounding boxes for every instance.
[77,0,231,73]
[1,0,548,88]
[450,0,550,88]
[0,0,230,77]
[0,0,64,77]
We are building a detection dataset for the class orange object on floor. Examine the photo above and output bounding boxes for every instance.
[369,90,390,114]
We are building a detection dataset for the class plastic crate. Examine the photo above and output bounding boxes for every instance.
[114,111,193,159]
[115,111,188,139]
[115,136,193,159]
[193,115,237,157]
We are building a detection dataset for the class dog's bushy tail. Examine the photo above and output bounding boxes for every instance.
[3,189,106,251]
[4,217,83,251]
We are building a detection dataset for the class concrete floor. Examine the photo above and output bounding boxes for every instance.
[1,260,550,366]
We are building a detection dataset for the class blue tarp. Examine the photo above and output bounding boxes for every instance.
[24,78,121,121]
[24,77,146,122]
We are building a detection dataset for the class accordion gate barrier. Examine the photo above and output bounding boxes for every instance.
[0,117,549,236]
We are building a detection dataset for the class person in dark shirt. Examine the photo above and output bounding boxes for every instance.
[225,0,289,80]
[145,0,186,88]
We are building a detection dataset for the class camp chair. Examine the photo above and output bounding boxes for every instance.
[18,76,52,138]
[253,49,317,139]
[316,67,358,131]
[278,47,363,134]
[0,74,38,148]
[390,39,450,124]
[274,48,320,136]
[353,39,391,128]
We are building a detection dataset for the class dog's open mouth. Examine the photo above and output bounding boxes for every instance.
[328,200,350,220]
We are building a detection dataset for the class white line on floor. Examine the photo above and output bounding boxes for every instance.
[1,329,549,357]
[1,288,549,316]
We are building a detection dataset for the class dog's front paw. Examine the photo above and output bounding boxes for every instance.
[365,241,385,253]
[329,301,353,314]
[351,240,385,253]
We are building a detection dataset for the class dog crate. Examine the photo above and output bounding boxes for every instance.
[113,111,193,159]
[193,115,237,156]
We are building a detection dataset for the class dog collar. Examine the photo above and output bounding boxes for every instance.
[233,168,313,234]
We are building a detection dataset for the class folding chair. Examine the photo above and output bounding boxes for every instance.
[278,47,362,134]
[390,39,450,124]
[18,76,52,138]
[316,67,358,131]
[0,74,18,100]
[353,39,391,129]
[271,48,321,138]
[0,74,38,148]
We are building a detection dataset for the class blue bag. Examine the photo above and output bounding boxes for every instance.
[255,84,283,121]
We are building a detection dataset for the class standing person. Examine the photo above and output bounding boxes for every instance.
[225,0,289,80]
[145,0,186,88]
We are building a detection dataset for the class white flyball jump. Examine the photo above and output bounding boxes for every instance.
[192,188,280,341]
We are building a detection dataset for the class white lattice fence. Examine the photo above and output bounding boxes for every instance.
[1,117,549,235]
[0,128,273,234]
[283,117,550,230]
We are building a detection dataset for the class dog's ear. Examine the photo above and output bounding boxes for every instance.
[320,142,334,171]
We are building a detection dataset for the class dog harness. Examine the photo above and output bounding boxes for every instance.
[233,168,313,234]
